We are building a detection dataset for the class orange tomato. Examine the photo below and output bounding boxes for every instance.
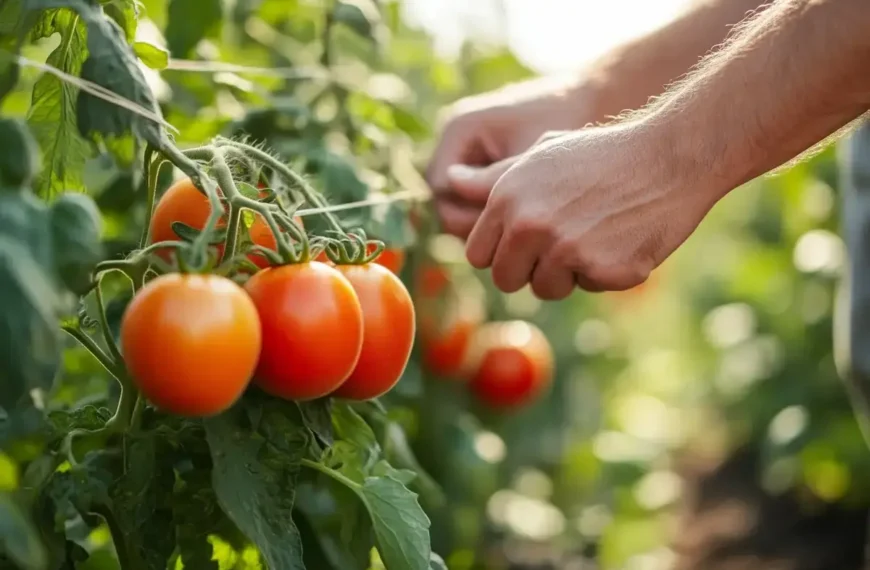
[244,262,364,400]
[331,263,415,400]
[466,321,554,409]
[120,273,262,416]
[150,177,302,269]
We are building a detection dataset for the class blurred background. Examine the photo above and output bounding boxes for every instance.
[6,0,870,569]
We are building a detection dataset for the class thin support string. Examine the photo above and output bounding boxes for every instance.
[165,59,328,80]
[9,53,434,216]
[294,188,432,217]
[14,55,178,133]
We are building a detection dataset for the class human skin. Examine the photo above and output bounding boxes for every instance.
[462,0,870,300]
[428,0,769,239]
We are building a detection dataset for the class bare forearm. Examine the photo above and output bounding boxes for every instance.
[652,0,870,198]
[580,0,770,123]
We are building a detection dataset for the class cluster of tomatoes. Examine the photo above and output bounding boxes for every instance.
[415,264,555,410]
[119,177,416,417]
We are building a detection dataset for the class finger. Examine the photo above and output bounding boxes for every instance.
[446,158,517,204]
[530,254,575,300]
[489,226,549,293]
[574,273,605,293]
[434,197,484,239]
[465,207,503,269]
[426,119,485,193]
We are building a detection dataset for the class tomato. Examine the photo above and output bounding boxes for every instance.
[244,261,364,400]
[314,244,405,274]
[120,273,262,416]
[415,263,450,299]
[421,316,478,378]
[331,263,415,400]
[150,177,303,269]
[466,321,554,409]
[367,244,405,274]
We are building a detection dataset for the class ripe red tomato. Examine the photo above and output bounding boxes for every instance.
[331,263,415,400]
[244,261,364,400]
[150,177,304,269]
[367,244,405,274]
[466,321,554,409]
[120,273,262,416]
[421,316,478,378]
[415,264,450,299]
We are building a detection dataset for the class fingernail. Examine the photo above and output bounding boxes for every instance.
[447,164,477,181]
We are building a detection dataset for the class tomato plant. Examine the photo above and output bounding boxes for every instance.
[120,273,262,416]
[333,262,416,400]
[0,1,447,568]
[244,261,365,400]
[465,321,555,409]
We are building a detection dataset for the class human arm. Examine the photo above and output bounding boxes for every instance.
[463,0,870,300]
[428,0,769,238]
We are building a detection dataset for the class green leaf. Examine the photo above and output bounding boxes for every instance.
[173,465,220,570]
[333,1,376,40]
[331,402,379,472]
[132,41,168,70]
[309,149,369,204]
[304,461,432,570]
[102,0,139,42]
[298,399,334,447]
[165,0,222,58]
[295,474,374,570]
[0,492,47,570]
[204,398,308,570]
[359,475,430,570]
[0,194,66,410]
[389,105,429,139]
[71,1,164,144]
[49,193,103,296]
[47,405,111,434]
[108,435,176,570]
[429,552,448,570]
[0,118,41,189]
[170,221,227,244]
[25,9,90,198]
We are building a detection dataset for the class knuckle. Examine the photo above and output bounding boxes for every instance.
[531,279,571,301]
[509,214,552,242]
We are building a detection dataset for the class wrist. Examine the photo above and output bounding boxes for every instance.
[639,107,749,206]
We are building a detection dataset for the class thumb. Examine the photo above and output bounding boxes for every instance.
[446,158,516,203]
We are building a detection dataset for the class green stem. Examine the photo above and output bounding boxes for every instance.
[93,274,125,366]
[106,379,139,432]
[321,0,336,67]
[211,150,301,264]
[130,395,146,431]
[140,145,163,249]
[215,138,347,235]
[223,207,242,263]
[61,326,120,380]
[160,143,222,270]
[300,458,361,490]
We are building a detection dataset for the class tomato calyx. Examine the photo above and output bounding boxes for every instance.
[313,231,385,266]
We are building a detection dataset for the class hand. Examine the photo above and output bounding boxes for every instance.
[426,76,597,239]
[464,122,722,300]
